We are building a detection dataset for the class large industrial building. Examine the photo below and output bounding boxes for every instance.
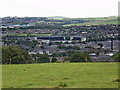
[35,36,86,43]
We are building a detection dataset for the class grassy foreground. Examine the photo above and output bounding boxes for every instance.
[2,63,118,88]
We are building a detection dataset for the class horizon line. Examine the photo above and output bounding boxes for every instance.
[0,15,118,18]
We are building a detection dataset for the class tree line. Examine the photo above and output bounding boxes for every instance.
[2,46,120,64]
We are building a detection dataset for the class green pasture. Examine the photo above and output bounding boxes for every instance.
[63,20,118,27]
[2,63,118,88]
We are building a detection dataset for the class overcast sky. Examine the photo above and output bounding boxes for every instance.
[0,0,119,18]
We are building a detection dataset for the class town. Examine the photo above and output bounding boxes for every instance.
[1,0,119,88]
[1,16,119,63]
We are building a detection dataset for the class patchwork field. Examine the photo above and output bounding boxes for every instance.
[2,63,118,88]
[63,20,118,27]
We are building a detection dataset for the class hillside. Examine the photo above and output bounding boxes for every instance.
[62,20,118,27]
[2,16,118,28]
[40,16,118,27]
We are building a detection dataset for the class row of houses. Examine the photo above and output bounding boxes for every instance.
[34,36,86,43]
[27,44,117,62]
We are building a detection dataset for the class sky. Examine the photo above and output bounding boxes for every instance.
[0,0,119,18]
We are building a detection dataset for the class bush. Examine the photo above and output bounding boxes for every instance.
[52,57,57,63]
[58,82,68,87]
[69,52,91,62]
[38,54,50,63]
[112,52,120,62]
[56,60,63,63]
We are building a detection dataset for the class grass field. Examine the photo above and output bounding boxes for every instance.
[63,20,118,27]
[2,63,118,88]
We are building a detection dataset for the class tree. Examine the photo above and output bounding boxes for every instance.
[69,52,91,62]
[71,41,77,44]
[112,52,120,62]
[52,53,59,57]
[73,46,80,50]
[2,46,32,64]
[37,54,50,63]
[51,57,57,63]
[85,46,92,48]
[31,53,39,63]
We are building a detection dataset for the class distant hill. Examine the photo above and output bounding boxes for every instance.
[62,20,118,27]
[2,16,118,28]
[61,16,118,26]
[27,16,118,27]
[47,16,67,19]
